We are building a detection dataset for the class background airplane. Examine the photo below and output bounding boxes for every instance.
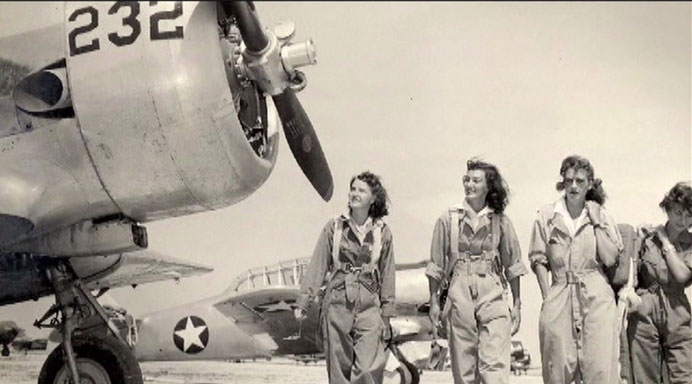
[130,257,432,384]
[0,320,23,356]
[0,2,331,383]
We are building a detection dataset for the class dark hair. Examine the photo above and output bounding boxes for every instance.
[349,171,389,219]
[555,155,606,204]
[659,182,692,214]
[466,158,509,214]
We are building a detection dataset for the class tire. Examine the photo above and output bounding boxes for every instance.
[38,334,143,384]
[1,344,9,357]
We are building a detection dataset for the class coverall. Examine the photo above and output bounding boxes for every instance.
[627,227,692,384]
[297,215,396,384]
[426,203,528,384]
[528,199,623,384]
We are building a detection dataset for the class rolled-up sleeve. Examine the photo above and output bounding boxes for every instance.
[426,214,449,283]
[528,216,550,272]
[499,215,529,281]
[297,220,333,311]
[378,225,396,317]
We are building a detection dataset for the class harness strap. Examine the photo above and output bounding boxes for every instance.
[331,215,344,270]
[444,209,502,281]
[331,216,384,272]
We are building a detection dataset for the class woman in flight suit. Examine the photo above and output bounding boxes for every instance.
[627,182,692,384]
[426,159,528,384]
[294,171,395,384]
[529,155,623,384]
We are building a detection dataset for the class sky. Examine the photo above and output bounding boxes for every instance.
[0,1,690,365]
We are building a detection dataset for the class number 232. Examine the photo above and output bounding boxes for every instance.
[68,1,184,57]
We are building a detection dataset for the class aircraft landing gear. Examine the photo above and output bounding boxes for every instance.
[35,261,143,384]
[1,344,9,357]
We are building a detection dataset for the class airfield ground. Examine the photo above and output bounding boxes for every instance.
[0,351,543,383]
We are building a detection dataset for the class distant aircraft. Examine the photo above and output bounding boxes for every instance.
[0,320,23,356]
[131,258,432,384]
[0,2,331,383]
[510,340,531,376]
[11,336,49,355]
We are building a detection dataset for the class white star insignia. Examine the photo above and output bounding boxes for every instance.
[256,300,296,313]
[174,317,207,352]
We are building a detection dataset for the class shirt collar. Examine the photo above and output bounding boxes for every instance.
[453,200,492,218]
[553,197,588,236]
[341,211,373,229]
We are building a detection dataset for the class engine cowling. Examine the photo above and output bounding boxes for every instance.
[63,1,279,222]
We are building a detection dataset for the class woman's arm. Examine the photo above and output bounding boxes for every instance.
[378,226,396,318]
[528,215,551,300]
[296,221,333,315]
[656,229,692,284]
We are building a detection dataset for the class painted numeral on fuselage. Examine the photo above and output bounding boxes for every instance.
[68,6,100,56]
[150,1,184,40]
[68,1,184,57]
[107,2,142,47]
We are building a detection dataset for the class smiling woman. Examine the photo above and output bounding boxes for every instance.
[425,158,528,384]
[295,171,396,383]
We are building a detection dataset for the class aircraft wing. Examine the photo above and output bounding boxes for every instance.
[213,286,321,356]
[74,250,213,292]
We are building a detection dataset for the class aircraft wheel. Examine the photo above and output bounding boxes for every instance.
[1,344,9,357]
[38,334,143,384]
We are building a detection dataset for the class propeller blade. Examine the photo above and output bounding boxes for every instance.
[221,1,334,201]
[220,2,267,53]
[273,89,333,201]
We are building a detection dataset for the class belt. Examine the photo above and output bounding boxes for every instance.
[338,262,377,274]
[553,271,583,285]
[341,262,362,273]
[554,269,607,285]
[452,253,495,276]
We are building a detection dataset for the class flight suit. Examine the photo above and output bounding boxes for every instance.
[426,204,528,384]
[528,199,623,384]
[627,227,692,384]
[297,215,396,384]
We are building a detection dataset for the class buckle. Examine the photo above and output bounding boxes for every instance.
[468,253,482,261]
[342,263,362,273]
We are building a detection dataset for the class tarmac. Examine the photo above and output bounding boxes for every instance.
[0,351,544,384]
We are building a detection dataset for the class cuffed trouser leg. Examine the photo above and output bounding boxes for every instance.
[351,301,386,384]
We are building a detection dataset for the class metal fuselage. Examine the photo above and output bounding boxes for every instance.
[0,2,280,305]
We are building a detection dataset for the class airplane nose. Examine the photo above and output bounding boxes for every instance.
[220,2,333,201]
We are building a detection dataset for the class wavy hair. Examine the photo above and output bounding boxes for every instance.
[555,155,606,204]
[349,171,390,219]
[659,182,692,214]
[466,158,509,214]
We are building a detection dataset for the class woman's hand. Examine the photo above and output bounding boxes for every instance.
[428,299,441,340]
[383,316,393,343]
[511,302,521,335]
[585,201,602,227]
[294,307,307,322]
